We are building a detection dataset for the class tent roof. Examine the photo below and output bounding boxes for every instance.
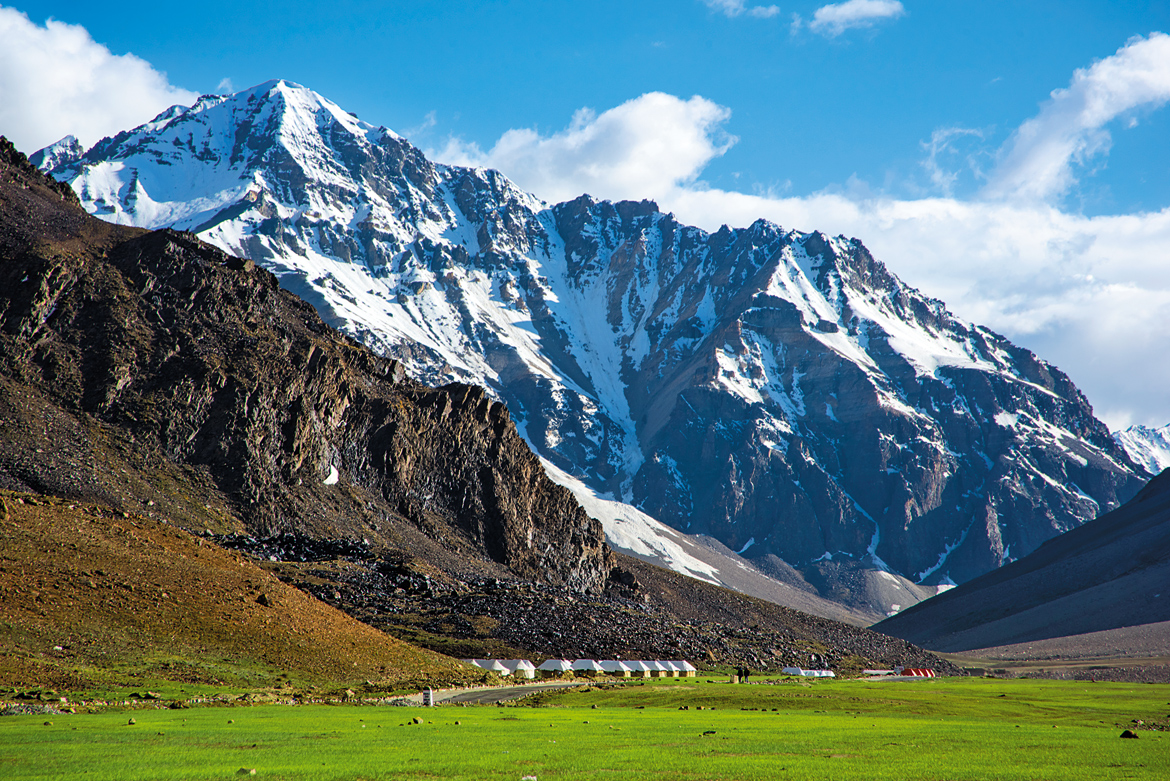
[500,659,535,671]
[572,659,604,671]
[473,659,509,672]
[536,659,572,671]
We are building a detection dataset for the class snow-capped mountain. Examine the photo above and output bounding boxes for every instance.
[1115,424,1170,476]
[27,134,83,172]
[40,80,1150,609]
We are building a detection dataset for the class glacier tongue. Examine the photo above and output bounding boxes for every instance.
[44,79,1150,608]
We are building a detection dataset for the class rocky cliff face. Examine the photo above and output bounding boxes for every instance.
[41,80,1149,597]
[0,135,609,592]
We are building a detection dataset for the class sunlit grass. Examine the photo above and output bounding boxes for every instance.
[1,677,1166,780]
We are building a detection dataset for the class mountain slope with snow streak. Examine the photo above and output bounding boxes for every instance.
[42,80,1150,617]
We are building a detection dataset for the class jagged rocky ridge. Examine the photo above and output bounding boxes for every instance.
[41,80,1149,597]
[0,135,608,592]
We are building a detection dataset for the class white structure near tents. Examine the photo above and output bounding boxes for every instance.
[600,661,632,677]
[675,660,698,677]
[500,659,536,679]
[782,667,835,678]
[650,661,674,678]
[572,659,605,675]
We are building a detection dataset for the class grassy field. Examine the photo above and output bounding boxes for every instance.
[2,677,1166,780]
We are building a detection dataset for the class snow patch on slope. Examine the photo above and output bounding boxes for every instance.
[539,458,721,585]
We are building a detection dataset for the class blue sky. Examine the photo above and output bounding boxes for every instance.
[2,1,1170,428]
[8,1,1168,213]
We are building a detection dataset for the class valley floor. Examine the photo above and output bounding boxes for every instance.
[1,677,1165,780]
[940,620,1170,682]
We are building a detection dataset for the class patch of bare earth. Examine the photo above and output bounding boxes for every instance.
[0,491,476,691]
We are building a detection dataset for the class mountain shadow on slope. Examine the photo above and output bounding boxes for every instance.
[876,469,1170,652]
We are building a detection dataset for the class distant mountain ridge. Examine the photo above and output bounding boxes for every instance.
[1115,424,1170,476]
[38,79,1150,612]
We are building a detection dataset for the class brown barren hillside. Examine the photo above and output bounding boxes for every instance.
[0,491,475,691]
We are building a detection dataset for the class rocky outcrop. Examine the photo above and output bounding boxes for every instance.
[0,136,609,592]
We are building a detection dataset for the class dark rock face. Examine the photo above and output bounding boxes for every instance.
[43,81,1149,600]
[0,136,609,592]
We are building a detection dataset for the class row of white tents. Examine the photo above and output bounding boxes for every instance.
[463,659,698,680]
[781,667,836,678]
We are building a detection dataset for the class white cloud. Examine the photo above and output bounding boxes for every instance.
[919,126,987,196]
[430,92,736,205]
[0,7,197,153]
[702,1,781,20]
[430,37,1170,427]
[662,188,1170,429]
[984,32,1170,203]
[216,77,235,94]
[806,0,905,37]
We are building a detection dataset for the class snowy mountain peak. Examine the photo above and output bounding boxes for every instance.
[1115,424,1170,475]
[41,80,1148,610]
[29,134,83,172]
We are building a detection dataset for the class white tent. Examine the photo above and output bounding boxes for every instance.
[600,660,632,677]
[471,659,510,675]
[649,661,674,678]
[572,659,604,674]
[782,667,835,678]
[673,660,698,677]
[626,660,653,678]
[536,659,573,677]
[500,659,536,679]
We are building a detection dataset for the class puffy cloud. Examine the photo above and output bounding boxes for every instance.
[431,92,736,205]
[805,0,905,37]
[0,7,197,153]
[664,188,1170,429]
[701,0,781,19]
[984,32,1170,203]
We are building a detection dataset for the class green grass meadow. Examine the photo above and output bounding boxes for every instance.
[1,677,1166,780]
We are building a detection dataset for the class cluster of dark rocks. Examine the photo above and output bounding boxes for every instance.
[267,553,959,675]
[209,531,374,563]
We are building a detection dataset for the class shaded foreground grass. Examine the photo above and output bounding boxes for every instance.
[2,677,1166,780]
